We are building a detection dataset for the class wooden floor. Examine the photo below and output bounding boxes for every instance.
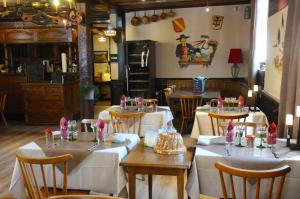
[0,122,189,199]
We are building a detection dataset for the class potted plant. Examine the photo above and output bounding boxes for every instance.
[80,84,99,100]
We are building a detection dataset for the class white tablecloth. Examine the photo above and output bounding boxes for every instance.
[9,134,140,199]
[186,136,300,199]
[191,110,268,138]
[99,106,174,137]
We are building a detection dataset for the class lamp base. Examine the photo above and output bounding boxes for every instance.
[231,64,240,78]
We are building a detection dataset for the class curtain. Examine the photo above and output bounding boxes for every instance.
[278,0,300,137]
[252,0,268,72]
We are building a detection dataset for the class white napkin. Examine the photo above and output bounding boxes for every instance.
[197,135,225,145]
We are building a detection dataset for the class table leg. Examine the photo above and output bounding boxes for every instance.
[128,169,136,199]
[148,174,152,199]
[177,170,185,199]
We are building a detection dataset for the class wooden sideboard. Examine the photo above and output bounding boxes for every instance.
[22,82,79,124]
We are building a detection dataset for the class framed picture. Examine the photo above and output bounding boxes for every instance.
[94,51,108,63]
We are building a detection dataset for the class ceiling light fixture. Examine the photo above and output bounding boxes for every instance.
[205,0,210,12]
[104,25,117,37]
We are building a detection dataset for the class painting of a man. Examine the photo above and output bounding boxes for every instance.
[175,34,194,63]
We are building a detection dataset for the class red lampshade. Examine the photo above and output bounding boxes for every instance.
[228,49,243,64]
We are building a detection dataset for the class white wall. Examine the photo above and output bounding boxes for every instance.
[264,6,288,100]
[126,5,251,78]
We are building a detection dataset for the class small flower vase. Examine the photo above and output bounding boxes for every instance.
[45,128,53,147]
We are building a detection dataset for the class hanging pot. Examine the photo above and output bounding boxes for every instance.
[160,9,168,19]
[151,10,159,22]
[131,12,141,26]
[168,9,176,17]
[141,11,150,24]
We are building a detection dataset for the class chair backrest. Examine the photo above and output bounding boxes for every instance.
[109,111,143,136]
[16,151,72,199]
[208,112,249,136]
[0,91,7,112]
[163,88,172,106]
[180,95,202,119]
[215,161,291,199]
[49,195,122,199]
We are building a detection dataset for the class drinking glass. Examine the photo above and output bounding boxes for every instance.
[256,126,267,149]
[91,120,97,142]
[68,120,77,141]
[235,125,245,147]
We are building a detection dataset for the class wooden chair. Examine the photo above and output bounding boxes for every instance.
[109,111,143,136]
[16,151,88,199]
[0,91,8,128]
[208,112,249,136]
[163,88,172,107]
[180,95,202,134]
[215,161,291,199]
[49,195,122,199]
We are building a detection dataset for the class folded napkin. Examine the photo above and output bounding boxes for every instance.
[197,136,225,145]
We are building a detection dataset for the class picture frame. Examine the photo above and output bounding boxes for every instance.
[94,51,108,63]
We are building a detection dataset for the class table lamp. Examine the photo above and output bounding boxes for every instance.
[228,49,243,78]
[286,114,293,147]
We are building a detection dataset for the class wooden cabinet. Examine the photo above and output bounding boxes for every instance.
[22,82,79,124]
[126,40,156,98]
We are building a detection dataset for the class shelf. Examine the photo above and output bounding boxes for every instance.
[129,72,149,75]
[129,54,141,56]
[129,80,149,83]
[129,89,150,92]
[128,62,141,65]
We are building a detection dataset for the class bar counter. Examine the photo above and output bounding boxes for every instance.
[21,82,79,124]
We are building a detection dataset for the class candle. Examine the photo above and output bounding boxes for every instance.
[253,85,259,92]
[61,53,67,72]
[286,114,293,126]
[296,106,300,117]
[248,90,253,97]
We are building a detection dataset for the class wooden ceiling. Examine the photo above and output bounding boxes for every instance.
[107,0,251,11]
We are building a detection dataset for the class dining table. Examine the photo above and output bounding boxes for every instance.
[186,135,300,199]
[9,132,140,199]
[170,89,221,101]
[98,106,174,137]
[191,107,269,138]
[120,138,197,199]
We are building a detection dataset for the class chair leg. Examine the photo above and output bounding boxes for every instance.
[180,119,185,134]
[1,113,8,129]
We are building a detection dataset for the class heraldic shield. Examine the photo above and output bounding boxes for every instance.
[211,15,224,30]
